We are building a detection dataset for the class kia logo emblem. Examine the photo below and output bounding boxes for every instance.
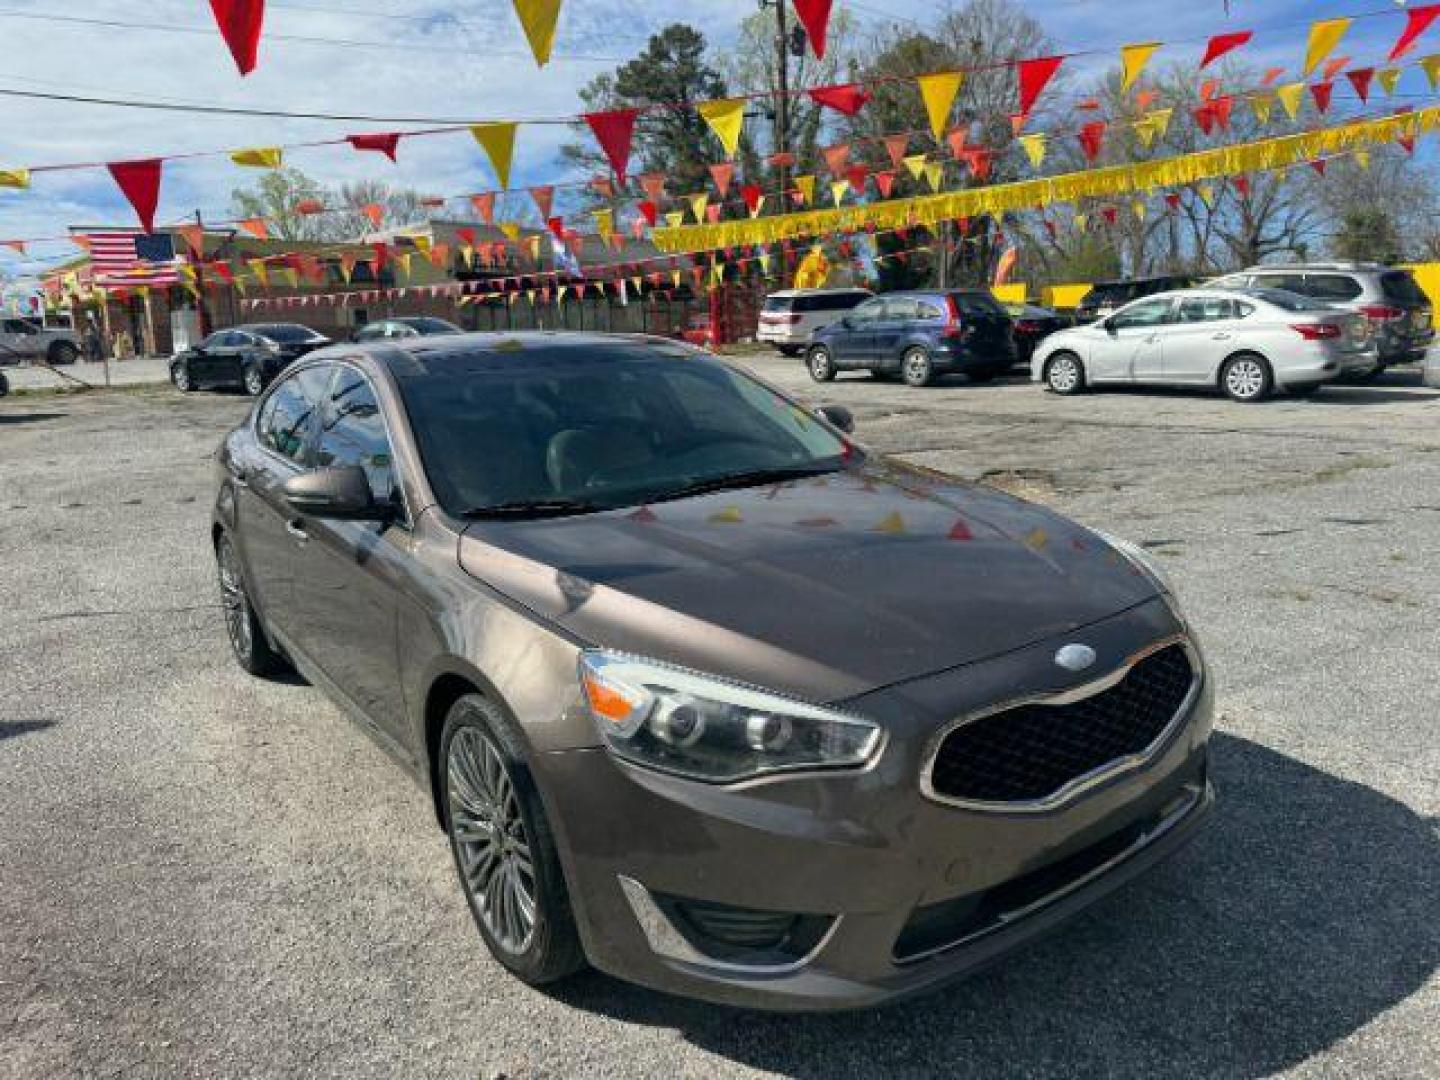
[1055,644,1097,672]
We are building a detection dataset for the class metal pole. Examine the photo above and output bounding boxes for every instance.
[192,210,211,339]
[937,220,949,290]
[773,0,791,288]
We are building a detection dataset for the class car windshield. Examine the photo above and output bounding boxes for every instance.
[402,318,462,334]
[1084,283,1137,304]
[252,324,324,343]
[394,341,853,517]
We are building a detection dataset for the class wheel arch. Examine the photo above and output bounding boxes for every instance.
[421,660,525,829]
[1217,348,1272,387]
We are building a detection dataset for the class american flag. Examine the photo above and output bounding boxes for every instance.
[82,232,181,288]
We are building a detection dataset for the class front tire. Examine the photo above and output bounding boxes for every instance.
[216,532,288,679]
[807,346,836,382]
[442,695,585,986]
[901,346,934,387]
[171,361,195,392]
[242,365,266,397]
[1221,353,1272,402]
[1045,351,1085,395]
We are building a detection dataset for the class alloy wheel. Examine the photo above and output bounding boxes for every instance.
[243,368,265,396]
[808,348,834,382]
[447,727,538,955]
[1225,358,1266,400]
[1048,355,1081,393]
[172,364,191,392]
[216,536,252,662]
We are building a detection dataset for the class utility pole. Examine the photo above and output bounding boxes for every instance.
[192,210,211,339]
[770,0,791,287]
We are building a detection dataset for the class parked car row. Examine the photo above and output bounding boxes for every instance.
[171,318,462,395]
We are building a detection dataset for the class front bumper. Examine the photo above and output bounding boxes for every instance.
[537,599,1214,1011]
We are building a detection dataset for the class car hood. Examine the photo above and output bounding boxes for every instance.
[457,460,1158,703]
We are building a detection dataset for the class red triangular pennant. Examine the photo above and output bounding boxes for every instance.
[207,0,265,76]
[874,170,897,197]
[708,161,735,197]
[792,0,835,59]
[1346,67,1374,103]
[822,142,851,175]
[106,159,163,233]
[883,133,909,169]
[1310,81,1334,114]
[638,200,658,227]
[845,164,869,194]
[470,192,495,226]
[347,133,401,161]
[809,83,872,116]
[530,185,554,220]
[1015,56,1064,115]
[1390,3,1440,60]
[1200,31,1252,69]
[583,108,638,182]
[1078,121,1106,162]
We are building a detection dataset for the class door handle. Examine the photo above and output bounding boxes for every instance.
[285,520,309,545]
[1212,332,1232,340]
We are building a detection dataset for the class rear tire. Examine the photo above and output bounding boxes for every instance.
[806,346,836,383]
[1044,352,1085,395]
[1221,353,1272,402]
[171,361,195,392]
[242,365,266,397]
[901,346,933,387]
[48,342,79,366]
[441,694,586,986]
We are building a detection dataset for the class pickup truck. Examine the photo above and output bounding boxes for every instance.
[0,318,81,366]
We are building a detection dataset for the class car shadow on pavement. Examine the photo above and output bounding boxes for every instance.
[0,720,57,742]
[0,412,68,425]
[549,734,1438,1078]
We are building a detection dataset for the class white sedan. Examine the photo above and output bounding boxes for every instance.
[1032,289,1378,402]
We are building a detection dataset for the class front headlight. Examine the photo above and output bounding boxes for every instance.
[578,651,883,783]
[1095,530,1175,595]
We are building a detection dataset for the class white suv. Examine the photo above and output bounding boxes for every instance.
[757,288,872,356]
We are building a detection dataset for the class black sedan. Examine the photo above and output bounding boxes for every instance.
[210,331,1213,1011]
[172,324,331,396]
[1004,302,1068,365]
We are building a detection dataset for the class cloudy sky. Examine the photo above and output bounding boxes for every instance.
[0,0,1424,277]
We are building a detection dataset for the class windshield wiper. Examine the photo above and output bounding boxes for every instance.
[459,499,608,520]
[650,464,843,504]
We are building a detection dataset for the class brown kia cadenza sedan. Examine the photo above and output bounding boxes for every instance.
[211,332,1213,1011]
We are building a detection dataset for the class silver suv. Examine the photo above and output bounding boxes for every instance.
[1209,263,1433,370]
[0,318,82,366]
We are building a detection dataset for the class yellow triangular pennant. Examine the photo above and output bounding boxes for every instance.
[696,98,746,158]
[1377,67,1402,96]
[1276,83,1305,120]
[230,147,282,169]
[902,153,928,180]
[471,122,518,189]
[1422,55,1440,90]
[248,260,268,287]
[1018,133,1046,168]
[916,71,964,143]
[1303,17,1351,78]
[499,220,521,242]
[689,193,709,223]
[665,211,684,230]
[512,0,562,67]
[923,162,944,192]
[830,179,849,207]
[1119,42,1160,93]
[0,168,31,189]
[794,174,815,205]
[1250,92,1274,126]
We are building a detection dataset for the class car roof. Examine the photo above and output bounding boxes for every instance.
[349,331,708,377]
[766,287,872,297]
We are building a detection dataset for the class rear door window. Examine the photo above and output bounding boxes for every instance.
[949,292,1006,316]
[762,296,796,313]
[1176,298,1232,323]
[916,300,945,319]
[1306,275,1363,301]
[883,298,919,321]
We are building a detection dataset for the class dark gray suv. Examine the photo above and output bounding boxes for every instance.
[211,332,1213,1010]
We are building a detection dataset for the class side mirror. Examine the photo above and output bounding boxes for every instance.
[816,404,855,434]
[283,465,388,521]
[1102,317,1119,333]
[839,316,855,330]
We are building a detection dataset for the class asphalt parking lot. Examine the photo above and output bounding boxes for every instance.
[2,360,1437,1078]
